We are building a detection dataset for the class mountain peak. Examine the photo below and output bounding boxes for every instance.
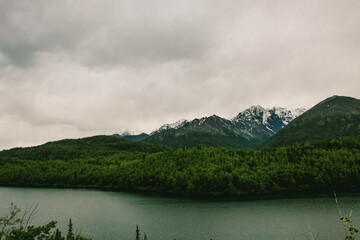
[263,95,360,148]
[113,132,149,141]
[318,95,356,105]
[146,104,307,149]
[196,114,224,126]
[117,130,137,137]
[248,105,266,113]
[232,106,306,134]
[150,119,189,135]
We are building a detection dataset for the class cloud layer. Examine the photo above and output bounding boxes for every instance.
[1,0,359,149]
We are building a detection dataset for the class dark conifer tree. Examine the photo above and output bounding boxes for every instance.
[55,228,62,240]
[136,225,140,240]
[67,218,74,238]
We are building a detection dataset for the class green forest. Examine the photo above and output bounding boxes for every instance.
[0,136,359,196]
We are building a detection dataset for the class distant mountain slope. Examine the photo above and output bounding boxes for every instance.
[0,135,166,161]
[113,133,149,141]
[145,107,305,148]
[145,115,261,148]
[232,106,305,143]
[263,96,360,148]
[150,119,189,135]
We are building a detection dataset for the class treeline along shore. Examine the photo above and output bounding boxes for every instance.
[0,136,359,197]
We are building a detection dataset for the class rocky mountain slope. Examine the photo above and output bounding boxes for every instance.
[144,107,305,148]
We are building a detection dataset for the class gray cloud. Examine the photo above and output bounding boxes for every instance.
[0,0,216,67]
[0,0,359,149]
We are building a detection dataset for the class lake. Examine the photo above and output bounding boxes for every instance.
[0,187,359,240]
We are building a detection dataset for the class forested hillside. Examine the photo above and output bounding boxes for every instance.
[263,96,360,148]
[0,136,359,196]
[0,135,167,161]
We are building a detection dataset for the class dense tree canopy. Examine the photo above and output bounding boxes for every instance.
[0,136,359,196]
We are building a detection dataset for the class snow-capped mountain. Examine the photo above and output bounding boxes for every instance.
[114,105,306,148]
[150,119,189,135]
[232,106,306,135]
[113,130,149,141]
[145,106,306,148]
[233,106,306,127]
[116,130,138,137]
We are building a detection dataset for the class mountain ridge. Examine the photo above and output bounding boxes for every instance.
[116,95,359,149]
[142,106,305,148]
[262,95,360,148]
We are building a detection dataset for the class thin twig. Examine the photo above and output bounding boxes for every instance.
[349,206,354,218]
[334,191,343,218]
[19,203,28,228]
[334,191,349,237]
[24,203,39,230]
[307,221,315,240]
[0,203,21,237]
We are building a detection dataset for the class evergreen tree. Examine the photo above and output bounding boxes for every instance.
[67,218,74,238]
[55,228,62,240]
[136,225,140,240]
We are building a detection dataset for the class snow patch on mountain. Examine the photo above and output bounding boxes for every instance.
[198,117,206,126]
[150,119,189,135]
[117,130,141,137]
[141,105,307,142]
[232,106,306,132]
[271,107,306,125]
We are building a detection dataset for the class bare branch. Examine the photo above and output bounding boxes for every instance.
[19,203,28,228]
[334,191,342,218]
[307,221,315,240]
[24,203,39,230]
[349,206,354,218]
[334,191,348,236]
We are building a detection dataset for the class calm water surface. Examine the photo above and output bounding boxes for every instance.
[0,187,359,240]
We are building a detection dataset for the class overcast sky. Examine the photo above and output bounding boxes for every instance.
[0,0,359,149]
